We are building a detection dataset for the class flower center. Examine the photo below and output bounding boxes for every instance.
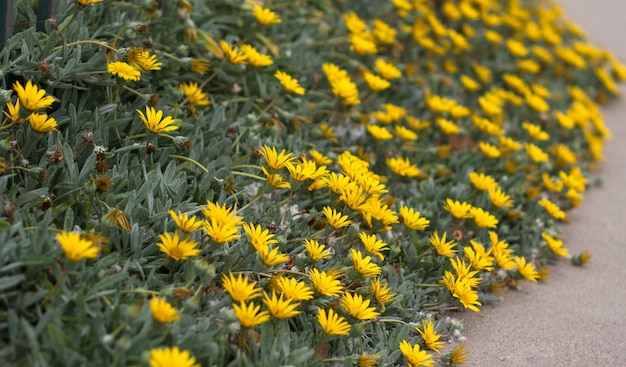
[170,247,184,260]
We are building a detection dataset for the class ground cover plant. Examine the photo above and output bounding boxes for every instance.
[0,0,622,365]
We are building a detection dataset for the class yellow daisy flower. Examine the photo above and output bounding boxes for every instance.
[56,231,99,262]
[308,268,343,297]
[399,340,434,367]
[149,297,180,323]
[274,71,305,95]
[340,292,380,320]
[349,248,381,278]
[263,291,300,319]
[222,272,261,302]
[323,206,352,229]
[303,239,332,262]
[233,302,270,328]
[429,231,457,257]
[179,81,211,107]
[169,210,203,233]
[28,113,57,133]
[317,308,351,336]
[13,80,55,111]
[149,346,199,367]
[252,5,281,26]
[136,106,178,134]
[156,232,200,260]
[416,319,444,354]
[219,40,247,64]
[107,61,141,81]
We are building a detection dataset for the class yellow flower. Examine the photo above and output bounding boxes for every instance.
[259,145,295,170]
[522,122,549,141]
[464,240,494,271]
[490,231,515,270]
[243,222,278,250]
[107,61,141,81]
[488,186,513,208]
[126,47,162,72]
[416,319,444,354]
[28,113,57,133]
[169,210,203,233]
[358,354,381,367]
[263,291,300,319]
[468,172,497,191]
[222,272,261,302]
[358,232,389,260]
[289,160,327,183]
[460,75,481,91]
[513,256,539,282]
[303,239,332,262]
[441,343,469,365]
[398,206,430,230]
[275,277,313,301]
[156,232,200,260]
[3,100,22,124]
[472,63,492,83]
[349,249,381,278]
[257,245,290,267]
[373,19,396,45]
[363,72,390,91]
[370,277,395,305]
[452,279,481,312]
[443,198,472,219]
[348,32,378,55]
[149,346,199,367]
[541,232,570,257]
[499,136,523,153]
[340,292,380,320]
[437,118,460,135]
[219,40,247,64]
[469,207,498,228]
[309,268,343,297]
[343,11,367,33]
[56,231,99,262]
[323,206,352,229]
[275,71,305,95]
[13,80,55,111]
[190,58,210,74]
[240,44,273,67]
[136,106,178,134]
[399,340,435,367]
[202,201,242,243]
[478,141,501,159]
[506,38,528,57]
[538,198,566,220]
[367,125,393,140]
[179,81,211,107]
[395,126,418,141]
[386,156,421,178]
[406,116,431,131]
[252,5,281,26]
[323,63,361,105]
[261,166,291,189]
[484,29,502,44]
[149,297,180,323]
[76,0,103,5]
[429,231,457,257]
[309,150,333,166]
[233,302,270,328]
[525,93,549,112]
[525,143,549,163]
[317,308,351,336]
[542,173,563,192]
[375,59,402,79]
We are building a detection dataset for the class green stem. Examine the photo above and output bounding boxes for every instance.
[231,171,265,181]
[170,155,208,173]
[41,266,68,306]
[54,40,117,53]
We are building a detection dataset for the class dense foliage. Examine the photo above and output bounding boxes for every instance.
[0,0,620,365]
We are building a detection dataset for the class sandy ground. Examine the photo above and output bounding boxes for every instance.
[460,1,626,366]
